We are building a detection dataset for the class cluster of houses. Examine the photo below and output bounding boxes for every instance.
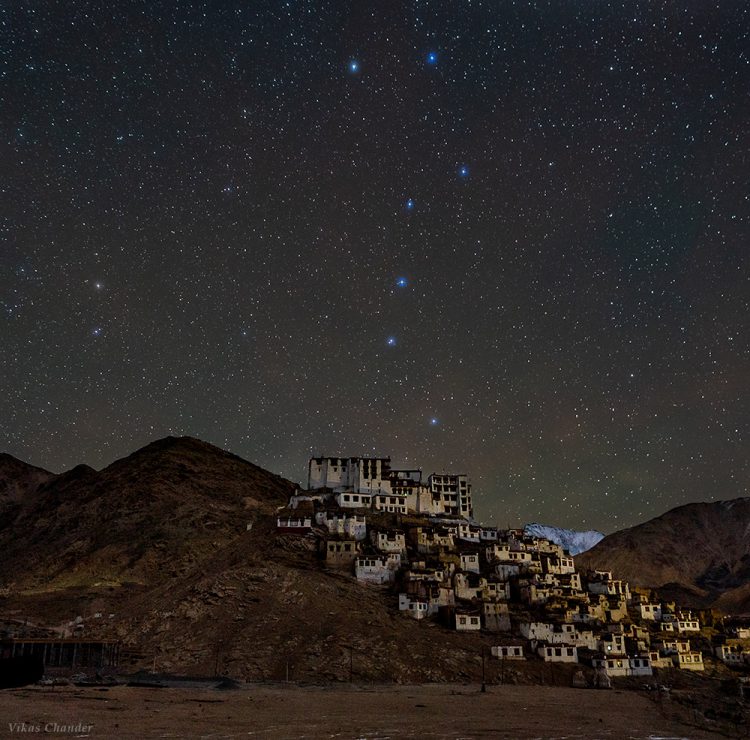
[276,455,750,680]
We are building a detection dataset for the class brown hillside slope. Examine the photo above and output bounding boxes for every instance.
[0,438,510,682]
[576,498,750,611]
[0,436,295,592]
[0,453,54,516]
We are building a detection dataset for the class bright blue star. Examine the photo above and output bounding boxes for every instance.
[387,336,397,347]
[396,277,408,288]
[92,327,102,337]
[405,198,414,210]
[459,165,469,178]
[348,60,360,74]
[430,417,439,426]
[426,52,438,65]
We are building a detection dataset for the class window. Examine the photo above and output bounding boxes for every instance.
[555,648,562,656]
[344,544,351,552]
[343,495,350,502]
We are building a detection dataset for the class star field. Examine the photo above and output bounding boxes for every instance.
[2,1,749,533]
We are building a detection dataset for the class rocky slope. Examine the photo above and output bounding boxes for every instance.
[0,436,295,593]
[0,438,501,682]
[576,498,750,612]
[0,454,54,517]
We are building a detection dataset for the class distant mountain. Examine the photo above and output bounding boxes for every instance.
[523,523,604,556]
[575,498,750,612]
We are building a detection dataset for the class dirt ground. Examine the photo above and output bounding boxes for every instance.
[0,683,735,739]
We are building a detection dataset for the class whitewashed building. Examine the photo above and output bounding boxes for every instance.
[355,555,399,585]
[592,656,652,677]
[491,645,525,660]
[428,473,473,518]
[336,491,373,509]
[676,618,700,634]
[520,622,554,642]
[716,644,746,666]
[543,555,576,575]
[458,522,481,542]
[455,612,481,631]
[325,539,359,568]
[539,645,578,663]
[276,515,312,533]
[309,456,392,495]
[370,530,407,554]
[315,511,368,540]
[398,593,430,619]
[372,492,408,514]
[460,553,481,574]
[675,652,705,671]
[638,603,662,621]
[480,527,499,542]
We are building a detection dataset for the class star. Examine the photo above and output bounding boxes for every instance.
[92,327,103,337]
[458,165,469,178]
[396,277,408,288]
[426,52,438,66]
[405,198,414,211]
[386,336,397,347]
[430,417,439,426]
[348,60,360,74]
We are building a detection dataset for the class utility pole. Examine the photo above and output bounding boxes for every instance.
[349,646,353,683]
[481,647,486,693]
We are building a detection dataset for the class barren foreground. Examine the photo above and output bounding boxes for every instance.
[0,683,729,739]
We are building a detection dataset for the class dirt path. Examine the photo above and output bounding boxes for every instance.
[0,683,728,739]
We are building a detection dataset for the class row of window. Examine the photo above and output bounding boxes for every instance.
[328,542,354,552]
[546,648,576,657]
[457,616,480,625]
[495,647,523,656]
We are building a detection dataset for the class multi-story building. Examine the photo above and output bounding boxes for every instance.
[428,473,473,517]
[308,456,392,495]
[307,457,474,519]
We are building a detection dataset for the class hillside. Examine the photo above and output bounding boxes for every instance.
[6,438,750,682]
[0,453,54,517]
[576,498,750,611]
[0,436,295,594]
[0,438,504,682]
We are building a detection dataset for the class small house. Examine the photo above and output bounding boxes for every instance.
[539,645,578,663]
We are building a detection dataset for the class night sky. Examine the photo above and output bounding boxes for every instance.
[3,2,749,533]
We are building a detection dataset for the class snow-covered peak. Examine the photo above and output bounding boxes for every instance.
[523,522,604,556]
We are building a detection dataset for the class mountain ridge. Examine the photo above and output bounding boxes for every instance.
[575,497,750,611]
[3,437,750,680]
[523,522,604,555]
[0,437,501,681]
